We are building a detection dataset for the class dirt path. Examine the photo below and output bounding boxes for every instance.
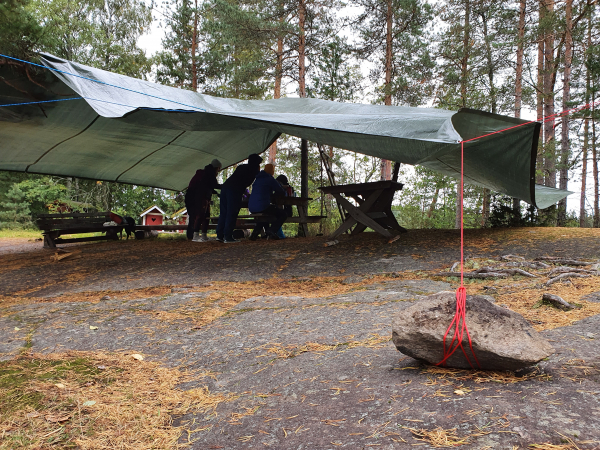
[1,228,600,449]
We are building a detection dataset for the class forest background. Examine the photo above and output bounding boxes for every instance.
[1,0,599,234]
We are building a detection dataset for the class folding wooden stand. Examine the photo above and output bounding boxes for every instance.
[320,180,407,241]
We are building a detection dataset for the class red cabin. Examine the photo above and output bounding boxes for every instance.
[171,208,188,233]
[140,205,165,229]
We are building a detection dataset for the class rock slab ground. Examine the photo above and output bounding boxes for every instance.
[2,230,600,448]
[392,291,555,370]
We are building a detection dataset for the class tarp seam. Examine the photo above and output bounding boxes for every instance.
[25,115,100,172]
[115,130,187,182]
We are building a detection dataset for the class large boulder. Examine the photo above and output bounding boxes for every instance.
[392,291,554,371]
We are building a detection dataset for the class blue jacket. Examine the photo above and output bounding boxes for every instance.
[249,171,285,213]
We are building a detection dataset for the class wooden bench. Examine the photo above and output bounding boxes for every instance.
[37,206,326,248]
[204,213,325,229]
[36,212,126,248]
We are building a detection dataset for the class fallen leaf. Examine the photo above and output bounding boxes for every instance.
[131,354,144,361]
[45,414,70,423]
[55,383,66,389]
[82,400,96,407]
[26,412,40,419]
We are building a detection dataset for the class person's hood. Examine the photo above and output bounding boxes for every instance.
[248,153,263,166]
[276,175,289,185]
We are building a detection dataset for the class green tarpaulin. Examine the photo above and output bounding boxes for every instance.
[0,54,570,208]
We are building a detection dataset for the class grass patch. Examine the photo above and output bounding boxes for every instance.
[0,351,236,449]
[0,229,42,239]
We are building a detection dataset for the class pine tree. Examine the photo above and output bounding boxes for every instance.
[32,0,152,77]
[155,0,204,90]
[0,0,47,59]
[354,0,433,180]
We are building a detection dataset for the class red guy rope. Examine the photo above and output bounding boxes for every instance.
[436,98,600,369]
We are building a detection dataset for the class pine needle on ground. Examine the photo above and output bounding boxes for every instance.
[410,427,470,447]
[0,351,236,449]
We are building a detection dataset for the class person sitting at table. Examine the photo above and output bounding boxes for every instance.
[248,164,287,241]
[275,174,295,239]
[185,158,222,242]
[217,153,263,243]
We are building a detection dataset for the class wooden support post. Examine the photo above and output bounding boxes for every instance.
[392,162,401,182]
[301,139,309,198]
[318,144,347,225]
[299,138,309,237]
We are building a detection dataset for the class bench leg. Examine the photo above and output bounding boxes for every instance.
[43,232,57,249]
[105,229,120,240]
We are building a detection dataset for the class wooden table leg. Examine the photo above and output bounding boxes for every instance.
[329,216,358,239]
[351,223,367,235]
[327,193,358,239]
[336,195,393,239]
[384,207,408,233]
[298,204,309,237]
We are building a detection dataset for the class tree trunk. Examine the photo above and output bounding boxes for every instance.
[481,189,490,227]
[298,0,306,99]
[515,0,525,118]
[460,0,470,109]
[268,30,285,164]
[480,11,496,114]
[580,13,592,228]
[593,99,599,228]
[513,0,526,225]
[480,8,493,228]
[191,0,198,91]
[543,0,555,190]
[299,0,308,234]
[427,187,440,218]
[557,0,572,226]
[380,0,393,181]
[455,183,462,229]
[581,118,589,227]
[456,0,470,230]
[536,1,545,185]
[512,198,520,225]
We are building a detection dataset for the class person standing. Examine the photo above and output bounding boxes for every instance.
[217,153,263,243]
[248,164,287,240]
[185,159,222,242]
[275,174,295,239]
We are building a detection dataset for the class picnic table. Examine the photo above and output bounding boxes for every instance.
[231,196,323,236]
[36,212,125,248]
[320,180,407,241]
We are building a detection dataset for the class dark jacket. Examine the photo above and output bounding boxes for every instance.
[249,170,285,213]
[222,154,262,194]
[186,164,220,202]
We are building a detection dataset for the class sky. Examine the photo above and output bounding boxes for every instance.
[136,2,588,217]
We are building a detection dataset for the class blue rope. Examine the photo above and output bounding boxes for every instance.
[0,53,207,112]
[0,97,82,107]
[0,95,197,113]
